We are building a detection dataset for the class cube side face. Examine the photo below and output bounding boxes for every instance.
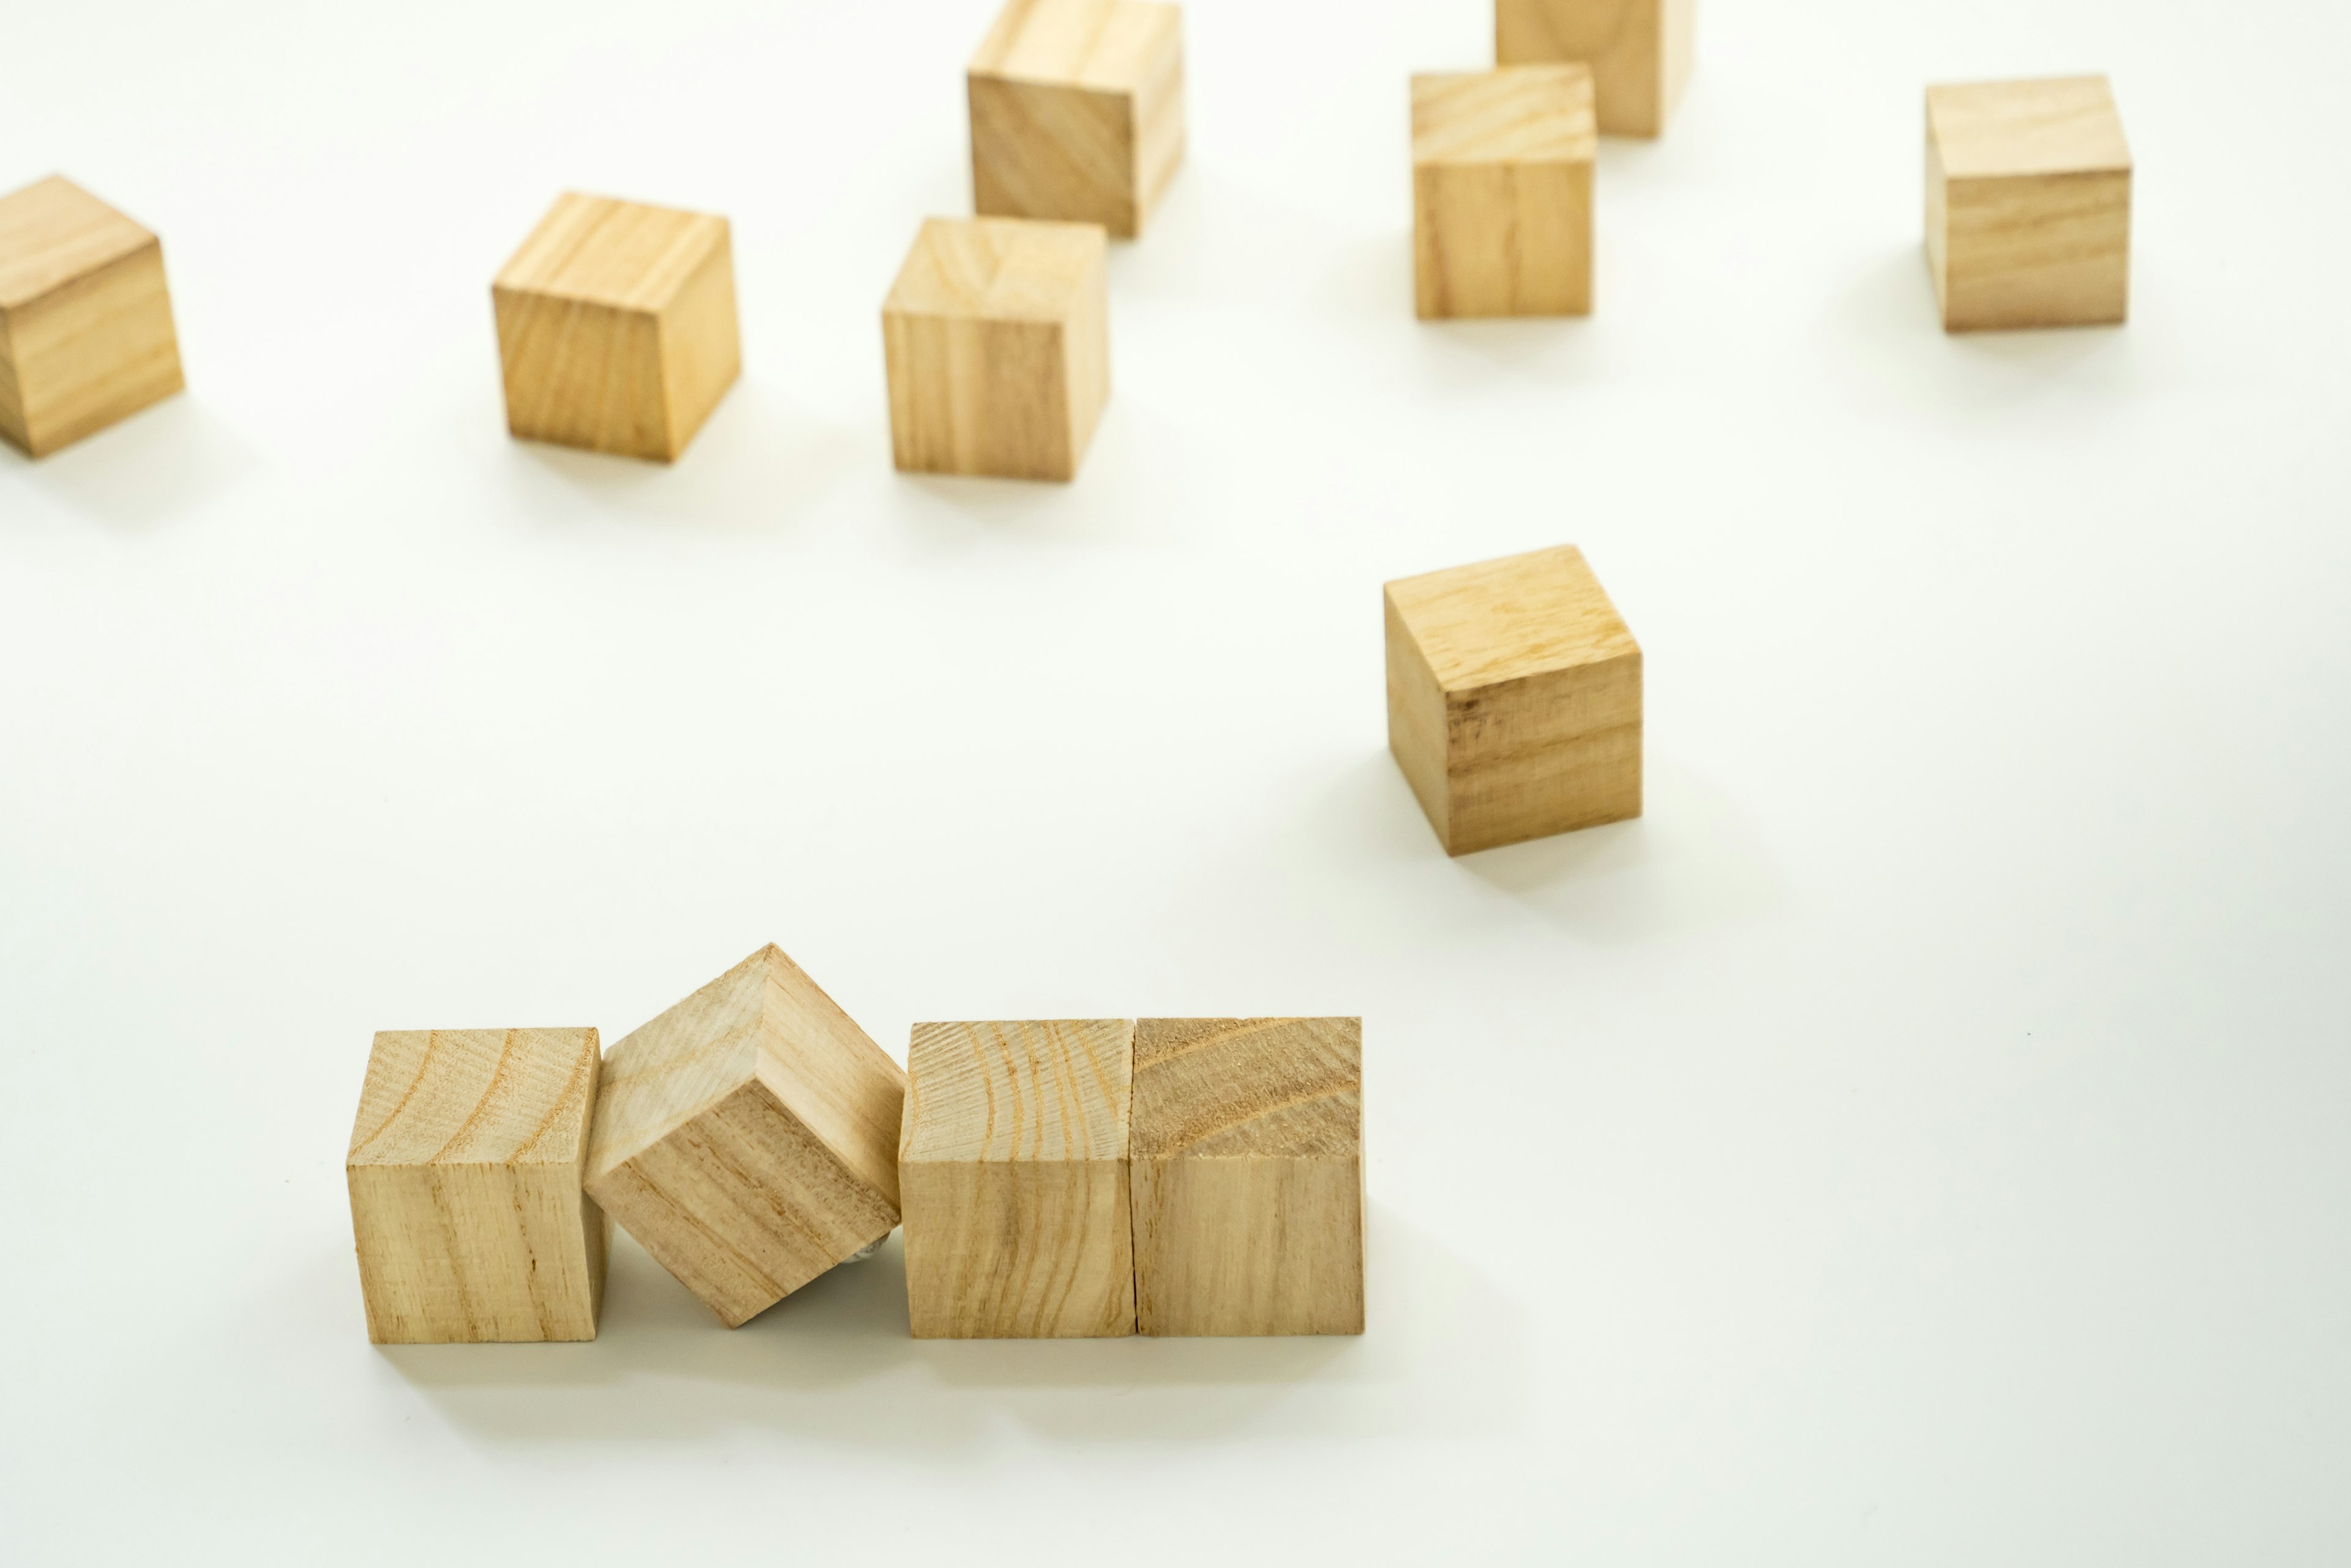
[1496,0,1680,138]
[1385,591,1454,846]
[1131,17,1187,231]
[1414,160,1592,320]
[747,945,909,1214]
[1445,651,1642,854]
[0,242,183,457]
[971,74,1141,239]
[1132,1154,1364,1337]
[348,1163,605,1343]
[885,309,1077,481]
[902,1159,1136,1338]
[1935,169,2130,332]
[493,286,673,461]
[654,230,741,458]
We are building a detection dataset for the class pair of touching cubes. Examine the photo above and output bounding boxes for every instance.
[346,947,1363,1342]
[492,0,1183,481]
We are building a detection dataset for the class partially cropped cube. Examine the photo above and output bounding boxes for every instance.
[1496,0,1695,138]
[969,0,1187,239]
[1131,1018,1365,1337]
[1926,76,2131,332]
[883,216,1110,481]
[584,946,906,1327]
[346,1027,607,1343]
[0,176,184,457]
[492,192,740,461]
[901,1019,1136,1338]
[1412,67,1596,320]
[1385,544,1641,855]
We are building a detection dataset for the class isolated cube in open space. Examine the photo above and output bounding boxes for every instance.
[1412,67,1596,320]
[1385,544,1642,855]
[345,1027,607,1344]
[0,176,183,458]
[883,216,1110,482]
[900,1019,1136,1339]
[969,0,1186,240]
[492,192,741,461]
[1926,76,2131,333]
[583,946,906,1328]
[1496,0,1695,138]
[1131,1017,1365,1337]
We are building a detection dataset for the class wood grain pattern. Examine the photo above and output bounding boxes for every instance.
[969,0,1185,240]
[0,175,183,457]
[1130,1018,1364,1337]
[345,1027,607,1344]
[900,1019,1135,1338]
[1926,77,2131,333]
[882,216,1109,482]
[492,192,741,462]
[1385,544,1642,855]
[1495,0,1695,138]
[1412,68,1596,320]
[583,945,906,1328]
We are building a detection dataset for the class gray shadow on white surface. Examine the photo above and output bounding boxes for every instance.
[385,1202,1523,1447]
[0,394,257,527]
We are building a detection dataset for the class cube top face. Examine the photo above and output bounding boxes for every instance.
[885,216,1106,325]
[1927,76,2129,181]
[495,192,727,313]
[1132,1018,1362,1161]
[0,176,156,310]
[348,1027,601,1169]
[970,0,1179,94]
[902,1019,1133,1163]
[1413,67,1597,169]
[1384,544,1637,695]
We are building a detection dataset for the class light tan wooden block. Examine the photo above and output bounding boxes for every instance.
[1131,1018,1364,1337]
[969,0,1186,241]
[1412,67,1596,320]
[1385,544,1641,855]
[492,192,740,462]
[345,1027,607,1344]
[582,946,904,1327]
[1495,0,1695,138]
[0,176,183,458]
[899,1019,1136,1339]
[883,216,1109,482]
[1926,77,2131,333]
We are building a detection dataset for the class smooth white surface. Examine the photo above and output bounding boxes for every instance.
[4,1,2347,1561]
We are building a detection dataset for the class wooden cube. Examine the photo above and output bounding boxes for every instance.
[900,1019,1136,1338]
[492,192,741,462]
[882,216,1109,482]
[1131,1018,1364,1337]
[1926,77,2131,333]
[583,946,906,1327]
[1385,544,1641,855]
[0,176,183,458]
[969,0,1187,241]
[345,1027,607,1344]
[1496,0,1695,138]
[1412,67,1596,320]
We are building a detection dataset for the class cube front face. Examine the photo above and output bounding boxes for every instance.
[1495,0,1693,138]
[1131,1018,1365,1337]
[883,217,1110,482]
[492,193,741,462]
[345,1027,607,1344]
[1385,544,1643,855]
[1412,69,1596,320]
[0,176,184,458]
[900,1019,1136,1338]
[1926,77,2131,333]
[969,0,1186,239]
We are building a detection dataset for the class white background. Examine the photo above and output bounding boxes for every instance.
[2,0,2346,1561]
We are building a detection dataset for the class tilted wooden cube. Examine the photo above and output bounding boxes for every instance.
[969,0,1187,241]
[883,216,1109,482]
[1385,544,1642,855]
[1496,0,1695,138]
[1926,77,2131,333]
[492,192,741,462]
[900,1019,1136,1338]
[0,176,183,458]
[583,946,906,1327]
[1412,67,1596,320]
[346,1027,607,1343]
[1131,1018,1365,1337]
